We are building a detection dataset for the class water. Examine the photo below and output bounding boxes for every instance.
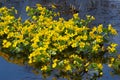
[0,56,120,80]
[0,0,120,80]
[0,57,45,80]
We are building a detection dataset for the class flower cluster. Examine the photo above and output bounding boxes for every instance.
[0,4,118,78]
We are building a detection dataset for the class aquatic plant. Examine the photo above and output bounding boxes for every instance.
[0,4,118,79]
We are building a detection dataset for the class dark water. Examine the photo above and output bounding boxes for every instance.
[0,57,43,80]
[0,56,120,80]
[0,0,120,80]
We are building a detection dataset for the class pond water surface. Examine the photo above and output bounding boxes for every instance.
[0,56,120,80]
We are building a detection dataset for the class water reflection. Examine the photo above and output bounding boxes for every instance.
[0,58,28,80]
[0,52,42,80]
[0,51,120,80]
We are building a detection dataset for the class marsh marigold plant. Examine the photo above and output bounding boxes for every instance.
[0,4,118,79]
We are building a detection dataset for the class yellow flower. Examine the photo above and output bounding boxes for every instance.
[111,28,117,35]
[65,64,71,71]
[92,26,97,32]
[64,59,69,64]
[97,24,103,33]
[108,24,117,35]
[92,44,100,52]
[13,41,18,47]
[86,15,91,19]
[79,42,85,48]
[41,65,47,71]
[28,59,32,64]
[91,16,95,20]
[26,6,30,12]
[57,12,60,16]
[36,4,42,7]
[52,63,57,68]
[2,40,11,48]
[32,16,37,20]
[108,64,112,67]
[15,10,17,14]
[85,62,90,67]
[73,13,79,19]
[89,31,95,39]
[96,35,103,43]
[85,68,88,71]
[102,46,105,51]
[4,40,10,46]
[75,36,82,41]
[97,63,103,69]
[99,72,103,76]
[57,45,67,52]
[107,46,116,53]
[71,42,77,48]
[82,34,88,41]
[108,24,112,30]
[52,59,58,68]
[51,4,56,9]
[111,43,118,47]
[4,28,9,34]
[31,43,38,48]
[73,61,77,64]
[7,32,14,39]
[3,39,7,44]
[110,57,115,62]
